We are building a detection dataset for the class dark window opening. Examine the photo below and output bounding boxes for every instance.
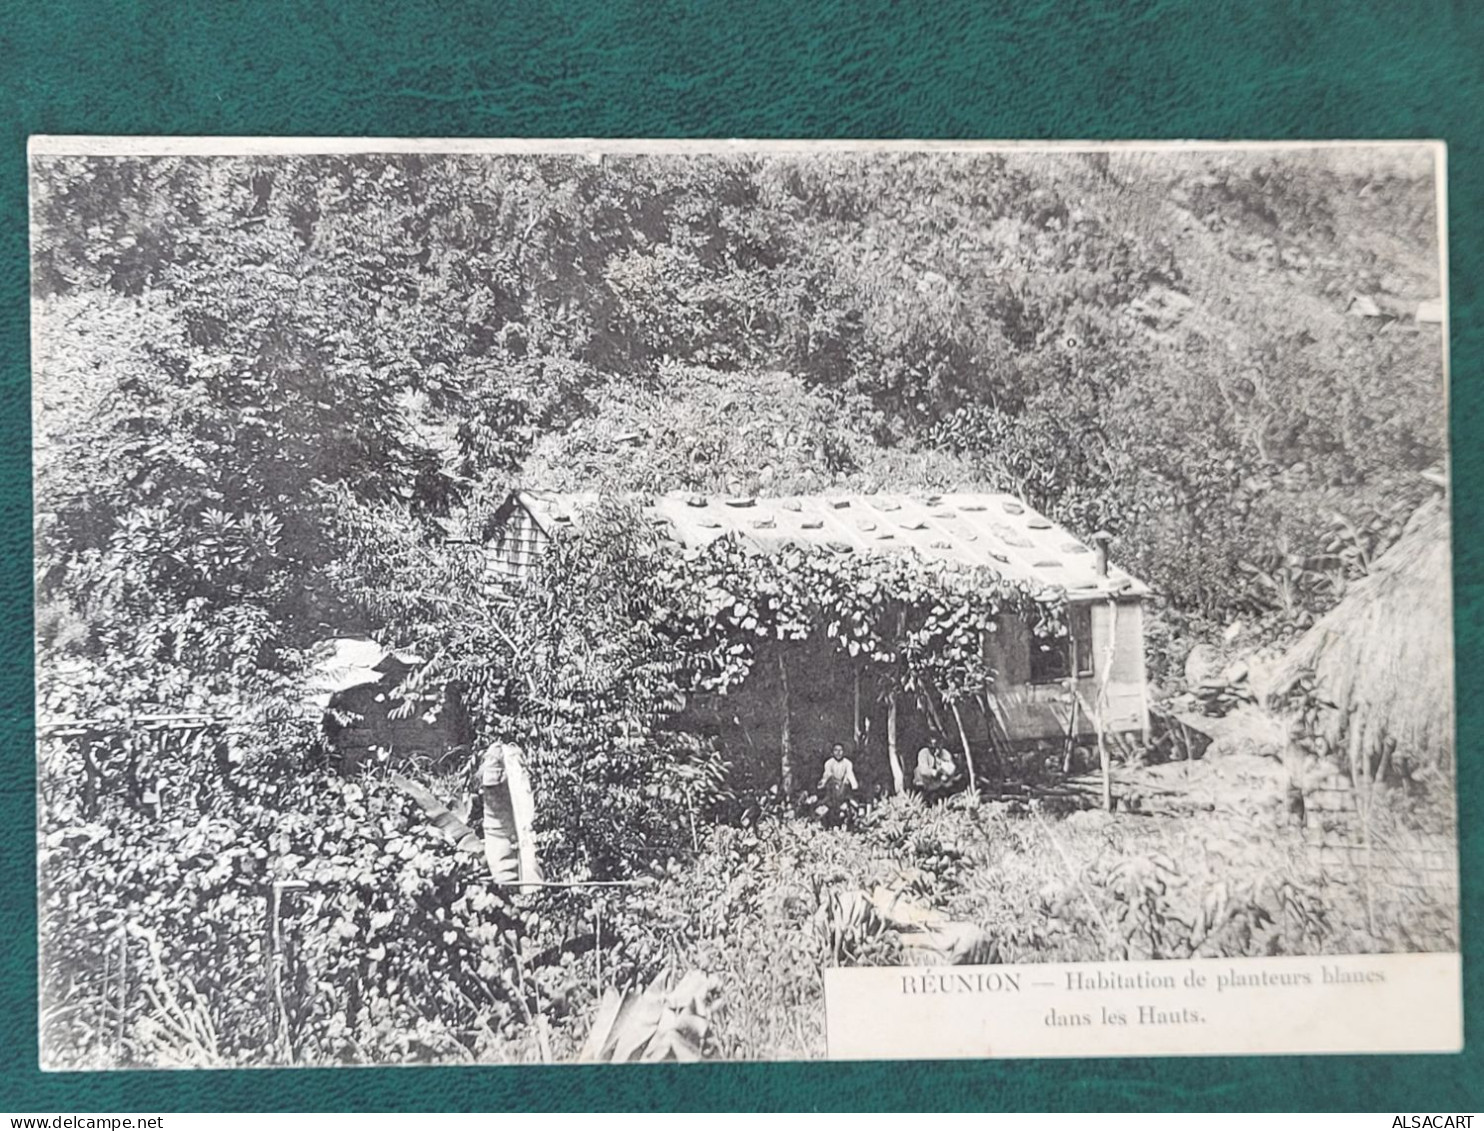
[1071,604,1094,677]
[1029,635,1070,684]
[1029,604,1094,684]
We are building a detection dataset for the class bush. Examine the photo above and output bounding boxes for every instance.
[39,725,597,1067]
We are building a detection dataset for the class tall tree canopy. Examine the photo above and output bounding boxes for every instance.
[32,146,1445,711]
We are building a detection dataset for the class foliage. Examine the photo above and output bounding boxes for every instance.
[324,489,1067,878]
[1237,494,1422,630]
[1091,851,1331,960]
[520,364,970,498]
[39,705,1458,1067]
[324,496,724,881]
[812,890,896,966]
[653,530,1060,704]
[34,147,1445,648]
[31,145,1450,1067]
[578,972,719,1062]
[38,723,570,1067]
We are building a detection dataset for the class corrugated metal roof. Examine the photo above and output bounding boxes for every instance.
[510,490,1148,601]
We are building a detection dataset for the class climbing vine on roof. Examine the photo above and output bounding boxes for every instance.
[650,533,1067,702]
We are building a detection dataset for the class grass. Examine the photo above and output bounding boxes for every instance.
[614,752,1459,1060]
[39,741,1458,1067]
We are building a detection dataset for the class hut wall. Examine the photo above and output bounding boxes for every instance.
[486,504,548,584]
[1088,597,1149,734]
[986,612,1032,685]
[983,598,1149,742]
[695,598,1152,781]
[685,637,971,799]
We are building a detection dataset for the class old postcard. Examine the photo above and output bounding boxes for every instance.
[30,138,1457,1067]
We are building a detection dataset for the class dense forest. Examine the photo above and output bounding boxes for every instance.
[32,146,1450,1065]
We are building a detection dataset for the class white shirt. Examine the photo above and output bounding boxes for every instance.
[819,756,859,790]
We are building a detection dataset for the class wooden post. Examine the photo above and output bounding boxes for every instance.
[951,700,978,797]
[887,693,904,794]
[267,883,282,1052]
[1098,735,1113,812]
[919,686,950,744]
[887,606,907,795]
[115,927,127,1060]
[777,652,794,796]
[1063,625,1081,775]
[853,666,862,751]
[594,900,604,999]
[267,878,308,1060]
[1094,599,1120,812]
[1354,730,1378,938]
[974,693,997,788]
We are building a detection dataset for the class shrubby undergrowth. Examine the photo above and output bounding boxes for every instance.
[32,147,1451,1066]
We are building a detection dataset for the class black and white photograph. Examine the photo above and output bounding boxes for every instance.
[31,139,1456,1068]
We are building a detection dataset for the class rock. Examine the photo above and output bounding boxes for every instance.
[1184,643,1221,686]
[1064,807,1113,830]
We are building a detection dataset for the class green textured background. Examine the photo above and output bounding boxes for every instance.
[2,0,1481,1112]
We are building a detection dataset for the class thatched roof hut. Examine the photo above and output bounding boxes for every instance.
[1267,495,1453,778]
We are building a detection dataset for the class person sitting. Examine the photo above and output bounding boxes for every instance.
[912,734,958,800]
[818,742,860,806]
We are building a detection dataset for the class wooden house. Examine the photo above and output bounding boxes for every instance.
[483,490,1151,790]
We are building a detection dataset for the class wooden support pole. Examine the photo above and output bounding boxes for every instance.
[1063,626,1081,775]
[951,699,978,797]
[887,605,907,795]
[594,900,604,1000]
[853,665,862,751]
[267,879,308,1059]
[1095,599,1119,813]
[888,693,900,792]
[777,651,794,796]
[116,927,127,1060]
[919,688,950,754]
